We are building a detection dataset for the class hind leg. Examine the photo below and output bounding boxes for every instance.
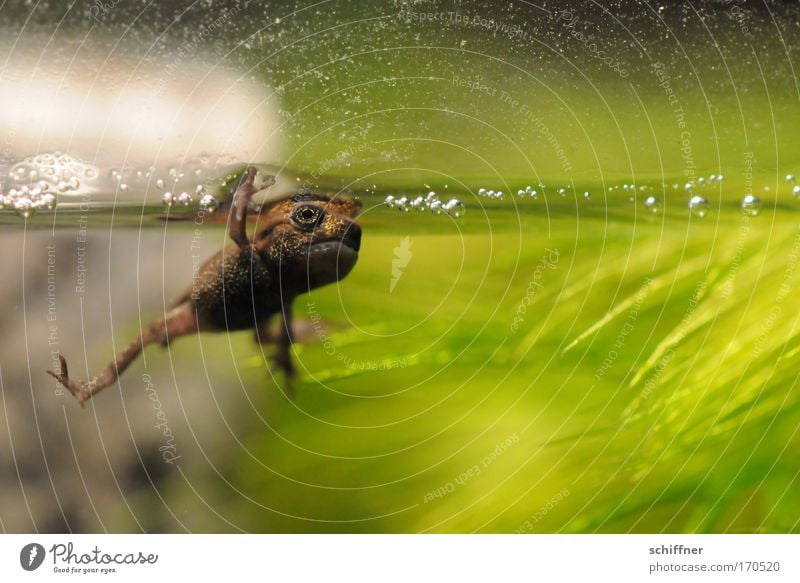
[253,307,296,397]
[48,303,198,406]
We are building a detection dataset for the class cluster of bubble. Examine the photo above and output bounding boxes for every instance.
[102,163,216,214]
[382,172,800,221]
[0,183,60,218]
[683,174,725,192]
[99,156,228,214]
[384,192,465,218]
[106,155,216,194]
[479,187,507,199]
[618,173,758,218]
[1,152,98,217]
[162,183,220,213]
[638,193,713,217]
[688,172,800,217]
[608,171,800,218]
[480,185,593,200]
[513,186,537,199]
[6,152,100,191]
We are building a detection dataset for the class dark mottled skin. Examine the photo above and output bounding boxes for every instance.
[49,167,362,406]
[189,250,274,330]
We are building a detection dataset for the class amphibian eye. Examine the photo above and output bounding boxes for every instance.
[292,204,324,229]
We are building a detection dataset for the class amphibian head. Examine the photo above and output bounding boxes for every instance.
[254,193,362,291]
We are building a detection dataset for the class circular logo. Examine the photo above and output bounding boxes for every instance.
[19,543,46,571]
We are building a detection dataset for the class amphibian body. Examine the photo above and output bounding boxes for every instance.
[49,167,362,405]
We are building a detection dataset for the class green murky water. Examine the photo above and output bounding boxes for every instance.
[1,1,799,534]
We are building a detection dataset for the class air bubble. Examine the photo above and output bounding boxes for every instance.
[741,194,762,216]
[199,193,219,213]
[162,192,175,207]
[444,198,465,218]
[688,195,709,218]
[644,195,661,213]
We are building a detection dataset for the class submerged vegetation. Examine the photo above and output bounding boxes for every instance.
[110,195,799,533]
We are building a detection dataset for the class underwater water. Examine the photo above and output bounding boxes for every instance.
[1,0,799,534]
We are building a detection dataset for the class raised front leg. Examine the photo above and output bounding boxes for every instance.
[228,166,275,249]
[47,303,198,406]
